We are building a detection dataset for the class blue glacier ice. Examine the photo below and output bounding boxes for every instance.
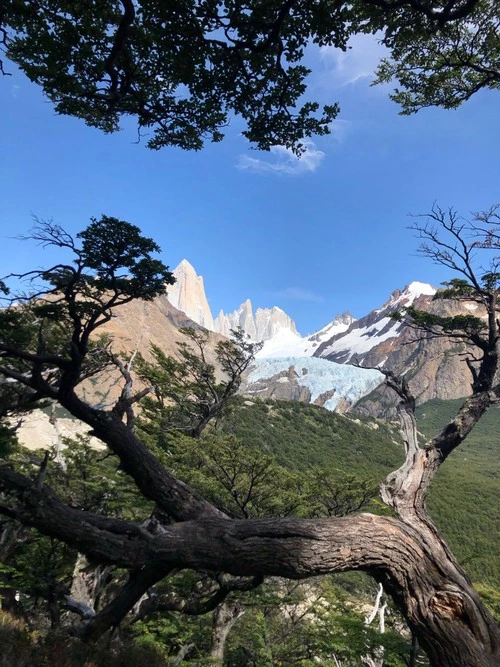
[246,357,384,411]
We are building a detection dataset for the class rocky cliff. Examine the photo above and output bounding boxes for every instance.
[14,295,224,451]
[314,283,480,416]
[167,261,299,343]
[214,299,298,341]
[166,259,215,330]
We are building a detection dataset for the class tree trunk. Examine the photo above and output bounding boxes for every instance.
[380,545,498,666]
[209,602,245,666]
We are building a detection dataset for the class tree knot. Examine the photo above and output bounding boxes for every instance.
[429,590,465,619]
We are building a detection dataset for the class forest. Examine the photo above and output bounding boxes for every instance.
[0,2,499,666]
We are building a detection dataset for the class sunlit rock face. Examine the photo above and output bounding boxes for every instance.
[166,259,215,331]
[215,300,297,342]
[314,282,480,416]
[167,261,299,343]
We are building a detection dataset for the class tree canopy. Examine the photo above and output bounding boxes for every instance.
[1,0,498,151]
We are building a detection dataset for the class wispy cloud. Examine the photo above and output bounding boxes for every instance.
[319,33,388,87]
[329,119,352,143]
[236,141,325,175]
[270,288,324,303]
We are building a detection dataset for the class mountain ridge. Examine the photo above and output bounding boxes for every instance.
[164,260,478,414]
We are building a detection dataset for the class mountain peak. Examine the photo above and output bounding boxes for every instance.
[332,311,355,326]
[392,281,436,306]
[381,281,436,312]
[175,258,196,273]
[405,281,436,294]
[214,299,297,342]
[168,260,298,341]
[166,260,215,330]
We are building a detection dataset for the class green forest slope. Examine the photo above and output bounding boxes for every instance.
[224,398,500,588]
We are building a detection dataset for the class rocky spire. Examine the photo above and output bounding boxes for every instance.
[166,259,215,330]
[214,300,298,342]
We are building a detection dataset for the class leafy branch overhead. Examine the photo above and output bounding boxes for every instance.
[374,0,499,113]
[1,1,498,151]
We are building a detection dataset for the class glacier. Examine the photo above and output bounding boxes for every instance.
[245,356,384,411]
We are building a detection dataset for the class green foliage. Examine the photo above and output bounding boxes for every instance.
[224,396,500,588]
[2,1,493,151]
[0,301,72,370]
[156,431,311,519]
[416,399,500,587]
[133,361,402,664]
[373,0,499,114]
[2,0,340,151]
[138,328,260,438]
[0,421,20,458]
[225,578,411,666]
[3,216,174,308]
[139,390,389,520]
[3,533,75,616]
[0,439,154,627]
[473,583,500,622]
[76,216,172,301]
[0,609,170,666]
[480,271,500,291]
[433,278,475,300]
[401,305,486,335]
[222,397,403,479]
[435,275,500,298]
[0,217,174,401]
[132,608,212,665]
[306,468,378,517]
[47,437,153,520]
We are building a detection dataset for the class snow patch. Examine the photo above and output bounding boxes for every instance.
[321,318,403,362]
[256,316,353,359]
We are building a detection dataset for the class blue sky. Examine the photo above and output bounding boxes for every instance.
[1,35,499,334]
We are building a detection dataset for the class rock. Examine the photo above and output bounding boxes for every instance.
[166,259,215,330]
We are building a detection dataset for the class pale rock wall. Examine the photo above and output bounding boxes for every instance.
[166,259,215,330]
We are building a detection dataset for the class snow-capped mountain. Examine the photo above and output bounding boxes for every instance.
[247,281,480,415]
[312,281,481,415]
[316,282,436,365]
[214,299,297,342]
[165,263,476,414]
[256,312,354,359]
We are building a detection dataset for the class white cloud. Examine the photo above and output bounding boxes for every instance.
[236,141,325,175]
[329,119,352,143]
[270,288,324,303]
[319,33,388,87]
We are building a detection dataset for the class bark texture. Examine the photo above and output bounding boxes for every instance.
[210,602,245,667]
